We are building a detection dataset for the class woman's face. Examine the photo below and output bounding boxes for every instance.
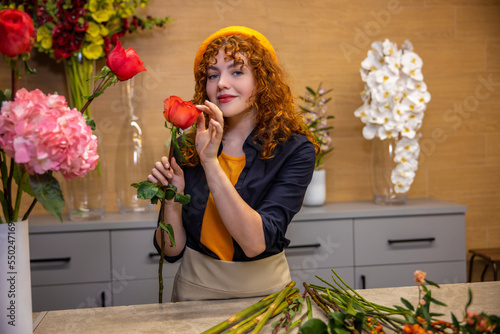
[206,50,256,119]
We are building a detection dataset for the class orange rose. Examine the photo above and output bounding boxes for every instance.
[106,40,146,81]
[0,9,35,57]
[163,96,201,130]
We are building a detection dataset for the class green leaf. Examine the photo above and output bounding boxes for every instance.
[159,222,176,247]
[329,312,345,327]
[13,164,34,197]
[86,119,96,131]
[300,318,328,334]
[424,279,440,288]
[331,327,350,334]
[0,190,9,222]
[306,86,316,96]
[353,312,366,333]
[465,287,473,311]
[174,193,191,205]
[165,188,176,201]
[345,297,356,316]
[29,173,64,221]
[400,297,415,311]
[430,297,447,307]
[0,89,7,104]
[87,75,117,100]
[24,60,37,75]
[134,181,160,199]
[451,313,460,332]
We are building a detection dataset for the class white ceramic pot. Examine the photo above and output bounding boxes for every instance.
[0,220,33,333]
[303,169,326,207]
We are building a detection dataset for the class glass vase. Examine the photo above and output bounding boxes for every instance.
[64,52,107,220]
[371,137,408,205]
[115,78,153,214]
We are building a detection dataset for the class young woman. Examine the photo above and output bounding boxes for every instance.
[148,26,320,302]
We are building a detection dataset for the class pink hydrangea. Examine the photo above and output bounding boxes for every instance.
[0,88,98,181]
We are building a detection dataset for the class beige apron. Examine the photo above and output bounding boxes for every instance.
[171,247,291,302]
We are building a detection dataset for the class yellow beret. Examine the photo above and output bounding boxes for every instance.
[193,26,277,74]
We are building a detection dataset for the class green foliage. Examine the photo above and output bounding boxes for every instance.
[299,318,328,334]
[28,172,64,222]
[159,221,175,248]
[131,180,190,205]
[299,83,334,170]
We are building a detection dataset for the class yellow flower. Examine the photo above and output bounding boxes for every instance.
[85,33,104,45]
[86,22,101,38]
[117,2,134,18]
[88,0,114,23]
[82,43,104,60]
[100,24,109,36]
[36,25,52,50]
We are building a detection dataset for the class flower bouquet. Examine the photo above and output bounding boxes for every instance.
[1,0,169,219]
[20,0,170,114]
[0,6,148,223]
[354,39,430,196]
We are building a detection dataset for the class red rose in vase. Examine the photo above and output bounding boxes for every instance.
[163,96,201,130]
[0,8,36,57]
[106,40,146,81]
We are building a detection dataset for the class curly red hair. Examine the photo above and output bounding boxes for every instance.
[181,34,319,166]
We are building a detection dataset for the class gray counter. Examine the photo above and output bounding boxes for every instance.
[32,281,499,333]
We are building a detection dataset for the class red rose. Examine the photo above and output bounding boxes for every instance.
[106,40,146,81]
[0,9,35,57]
[163,96,201,130]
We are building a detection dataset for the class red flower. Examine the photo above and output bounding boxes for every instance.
[106,40,146,81]
[163,96,201,130]
[0,9,36,57]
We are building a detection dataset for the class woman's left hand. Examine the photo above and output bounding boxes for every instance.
[196,100,224,165]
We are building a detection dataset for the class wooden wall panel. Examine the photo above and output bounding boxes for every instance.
[1,0,499,261]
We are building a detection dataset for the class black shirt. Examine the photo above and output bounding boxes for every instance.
[154,130,316,262]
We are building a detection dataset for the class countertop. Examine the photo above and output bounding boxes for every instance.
[32,281,499,333]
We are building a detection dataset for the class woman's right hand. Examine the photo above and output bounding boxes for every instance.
[147,156,185,197]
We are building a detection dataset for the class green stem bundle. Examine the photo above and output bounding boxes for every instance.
[202,282,299,334]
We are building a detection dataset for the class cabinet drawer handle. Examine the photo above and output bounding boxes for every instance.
[30,257,71,264]
[287,243,321,249]
[387,237,435,245]
[149,252,160,258]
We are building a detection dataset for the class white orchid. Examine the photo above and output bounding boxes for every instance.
[354,39,430,194]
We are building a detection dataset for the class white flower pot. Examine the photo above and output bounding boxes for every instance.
[303,169,326,207]
[0,220,33,333]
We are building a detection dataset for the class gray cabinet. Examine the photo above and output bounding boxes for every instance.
[285,219,354,288]
[28,198,467,311]
[110,229,179,304]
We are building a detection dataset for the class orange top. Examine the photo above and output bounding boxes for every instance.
[200,152,246,261]
[193,26,277,74]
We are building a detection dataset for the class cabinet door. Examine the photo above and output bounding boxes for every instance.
[286,219,353,271]
[354,214,466,266]
[354,261,466,289]
[32,282,112,312]
[30,231,111,286]
[111,229,180,281]
[112,277,176,306]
